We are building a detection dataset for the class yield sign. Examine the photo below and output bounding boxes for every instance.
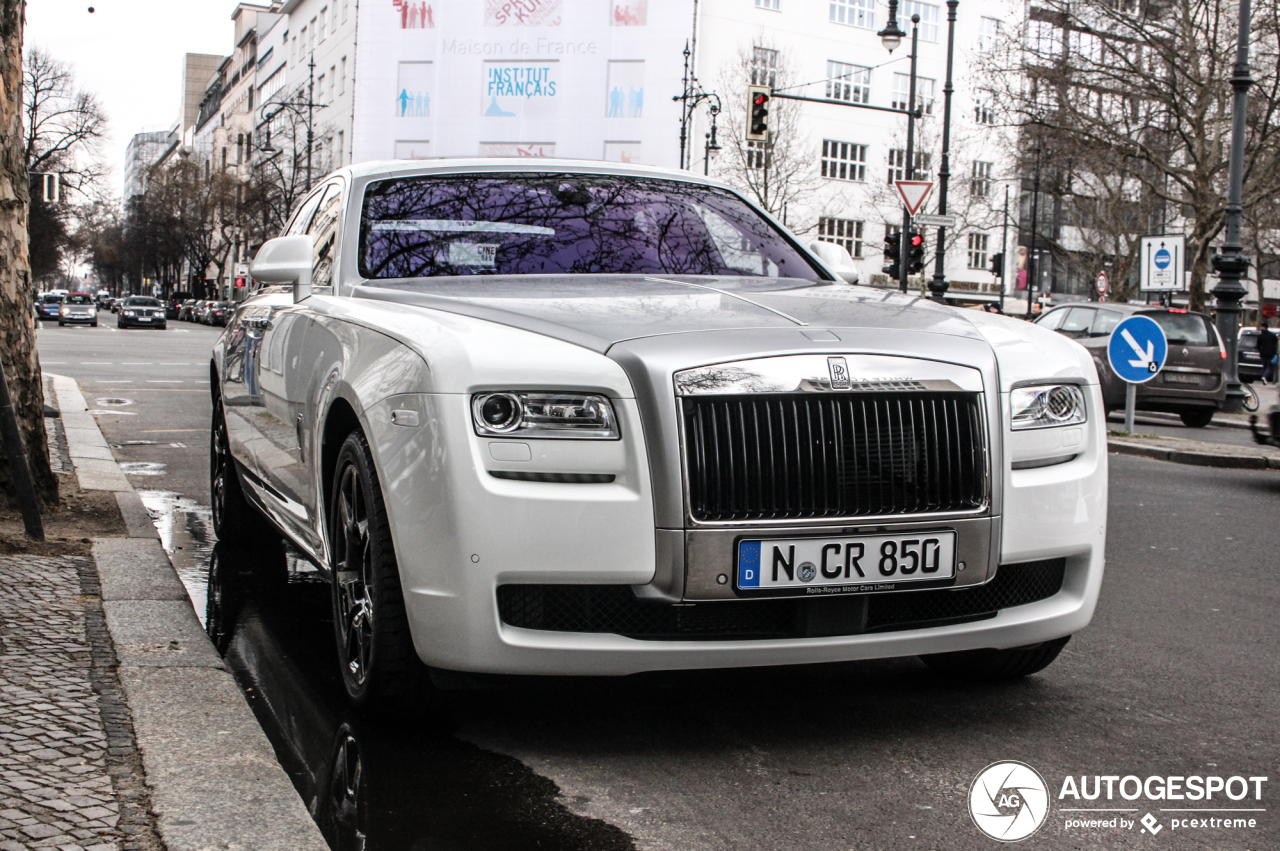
[894,180,935,216]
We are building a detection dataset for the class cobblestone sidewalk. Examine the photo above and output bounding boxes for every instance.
[0,555,161,851]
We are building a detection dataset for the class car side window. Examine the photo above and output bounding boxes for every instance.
[307,182,344,291]
[1058,308,1094,340]
[286,189,326,237]
[1090,310,1122,337]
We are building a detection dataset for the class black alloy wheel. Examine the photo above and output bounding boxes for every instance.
[210,396,280,549]
[329,430,425,709]
[321,725,368,851]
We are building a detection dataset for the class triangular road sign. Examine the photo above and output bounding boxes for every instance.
[895,180,935,216]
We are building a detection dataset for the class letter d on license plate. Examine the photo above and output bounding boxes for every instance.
[737,531,957,594]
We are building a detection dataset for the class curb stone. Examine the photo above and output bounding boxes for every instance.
[46,374,328,851]
[1108,437,1280,470]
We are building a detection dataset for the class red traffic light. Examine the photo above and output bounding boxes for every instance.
[754,93,767,105]
[909,234,925,247]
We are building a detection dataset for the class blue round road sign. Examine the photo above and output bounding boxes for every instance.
[1154,248,1172,269]
[1107,315,1167,384]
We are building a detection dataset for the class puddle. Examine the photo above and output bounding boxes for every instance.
[119,461,167,476]
[89,410,138,416]
[137,490,215,620]
[93,397,135,407]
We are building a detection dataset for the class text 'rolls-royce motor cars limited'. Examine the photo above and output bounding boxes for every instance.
[211,160,1107,710]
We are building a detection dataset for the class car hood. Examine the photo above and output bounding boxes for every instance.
[351,274,982,353]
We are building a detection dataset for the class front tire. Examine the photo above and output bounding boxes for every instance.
[329,430,426,709]
[1179,408,1214,428]
[921,636,1070,681]
[211,396,280,548]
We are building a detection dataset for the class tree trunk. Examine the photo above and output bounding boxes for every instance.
[0,0,56,505]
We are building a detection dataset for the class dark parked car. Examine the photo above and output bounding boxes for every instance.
[178,299,198,321]
[116,296,167,330]
[167,291,193,320]
[58,292,98,327]
[1037,303,1226,427]
[203,301,232,327]
[35,293,63,321]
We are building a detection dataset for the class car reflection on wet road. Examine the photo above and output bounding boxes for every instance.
[202,543,635,851]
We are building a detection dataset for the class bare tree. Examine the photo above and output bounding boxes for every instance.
[712,44,823,228]
[140,156,240,298]
[983,0,1280,311]
[0,0,56,504]
[22,47,107,280]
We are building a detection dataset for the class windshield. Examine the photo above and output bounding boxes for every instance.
[65,294,93,305]
[1149,311,1210,345]
[124,297,161,307]
[359,174,824,281]
[40,295,62,303]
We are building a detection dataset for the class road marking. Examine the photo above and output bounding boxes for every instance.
[98,380,133,384]
[159,362,192,365]
[42,361,67,365]
[146,380,183,384]
[121,362,154,365]
[80,362,111,365]
[141,429,203,433]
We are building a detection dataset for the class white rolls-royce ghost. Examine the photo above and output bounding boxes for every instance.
[211,159,1107,709]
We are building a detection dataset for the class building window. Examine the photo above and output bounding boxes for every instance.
[971,161,993,198]
[309,18,317,52]
[829,0,874,29]
[320,7,329,41]
[337,130,344,166]
[755,0,780,9]
[826,61,870,104]
[746,139,768,170]
[317,74,326,104]
[821,140,867,182]
[892,74,935,115]
[330,65,337,99]
[236,133,244,164]
[974,95,994,125]
[340,57,347,94]
[902,2,940,42]
[968,233,989,269]
[978,16,1002,51]
[751,47,778,87]
[888,149,932,183]
[818,217,863,258]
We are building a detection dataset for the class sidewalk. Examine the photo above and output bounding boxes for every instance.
[0,376,325,851]
[1109,428,1280,470]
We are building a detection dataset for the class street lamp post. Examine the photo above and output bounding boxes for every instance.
[259,54,322,193]
[878,2,920,295]
[703,104,721,176]
[1024,144,1042,320]
[673,43,721,171]
[1210,0,1253,413]
[927,0,959,303]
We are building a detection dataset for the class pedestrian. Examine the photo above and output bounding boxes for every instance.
[1257,318,1278,384]
[1030,300,1043,319]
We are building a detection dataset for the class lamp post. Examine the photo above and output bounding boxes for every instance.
[879,2,919,294]
[673,42,721,171]
[927,0,959,303]
[1210,0,1253,413]
[259,54,322,193]
[1024,143,1042,320]
[703,103,721,175]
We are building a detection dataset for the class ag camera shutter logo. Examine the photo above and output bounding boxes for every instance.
[969,761,1050,842]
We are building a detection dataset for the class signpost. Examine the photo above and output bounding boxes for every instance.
[1095,271,1109,301]
[914,213,956,228]
[1107,315,1168,434]
[1140,234,1186,292]
[894,180,934,216]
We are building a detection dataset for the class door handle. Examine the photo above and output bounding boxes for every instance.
[246,317,272,331]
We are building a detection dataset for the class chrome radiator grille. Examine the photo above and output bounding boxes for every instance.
[682,392,986,522]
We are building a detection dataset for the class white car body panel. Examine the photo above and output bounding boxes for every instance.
[212,159,1108,677]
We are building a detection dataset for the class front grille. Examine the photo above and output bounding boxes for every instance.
[496,558,1065,641]
[682,392,986,522]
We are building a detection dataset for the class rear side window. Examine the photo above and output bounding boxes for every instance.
[1091,310,1123,337]
[1239,332,1258,352]
[1036,309,1066,331]
[1149,312,1210,345]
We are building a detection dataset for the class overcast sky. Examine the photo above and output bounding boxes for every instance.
[26,0,235,198]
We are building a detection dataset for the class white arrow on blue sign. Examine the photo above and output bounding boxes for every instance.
[1107,315,1167,384]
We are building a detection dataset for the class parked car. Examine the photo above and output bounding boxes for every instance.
[167,291,193,319]
[57,292,98,327]
[35,293,63,321]
[203,301,232,327]
[1036,303,1226,427]
[212,160,1109,710]
[116,296,167,329]
[176,299,197,321]
[1237,328,1273,384]
[189,299,208,322]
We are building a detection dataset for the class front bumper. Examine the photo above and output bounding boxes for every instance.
[59,313,96,324]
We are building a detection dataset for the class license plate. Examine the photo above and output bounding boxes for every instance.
[737,531,957,595]
[137,316,151,321]
[1163,373,1200,384]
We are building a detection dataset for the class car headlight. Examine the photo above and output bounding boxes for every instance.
[1010,384,1087,430]
[124,310,135,316]
[59,306,68,314]
[472,392,619,439]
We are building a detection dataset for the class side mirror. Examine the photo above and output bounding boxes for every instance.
[808,240,860,285]
[250,235,313,303]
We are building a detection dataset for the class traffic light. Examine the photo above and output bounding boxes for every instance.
[990,252,1004,277]
[907,232,926,274]
[746,85,771,142]
[234,276,246,289]
[882,232,902,279]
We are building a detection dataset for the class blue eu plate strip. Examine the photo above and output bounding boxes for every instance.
[738,541,761,588]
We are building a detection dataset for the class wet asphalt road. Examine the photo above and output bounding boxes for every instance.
[37,314,1280,850]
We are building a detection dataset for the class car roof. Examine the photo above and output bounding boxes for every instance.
[330,157,734,192]
[1046,303,1210,318]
